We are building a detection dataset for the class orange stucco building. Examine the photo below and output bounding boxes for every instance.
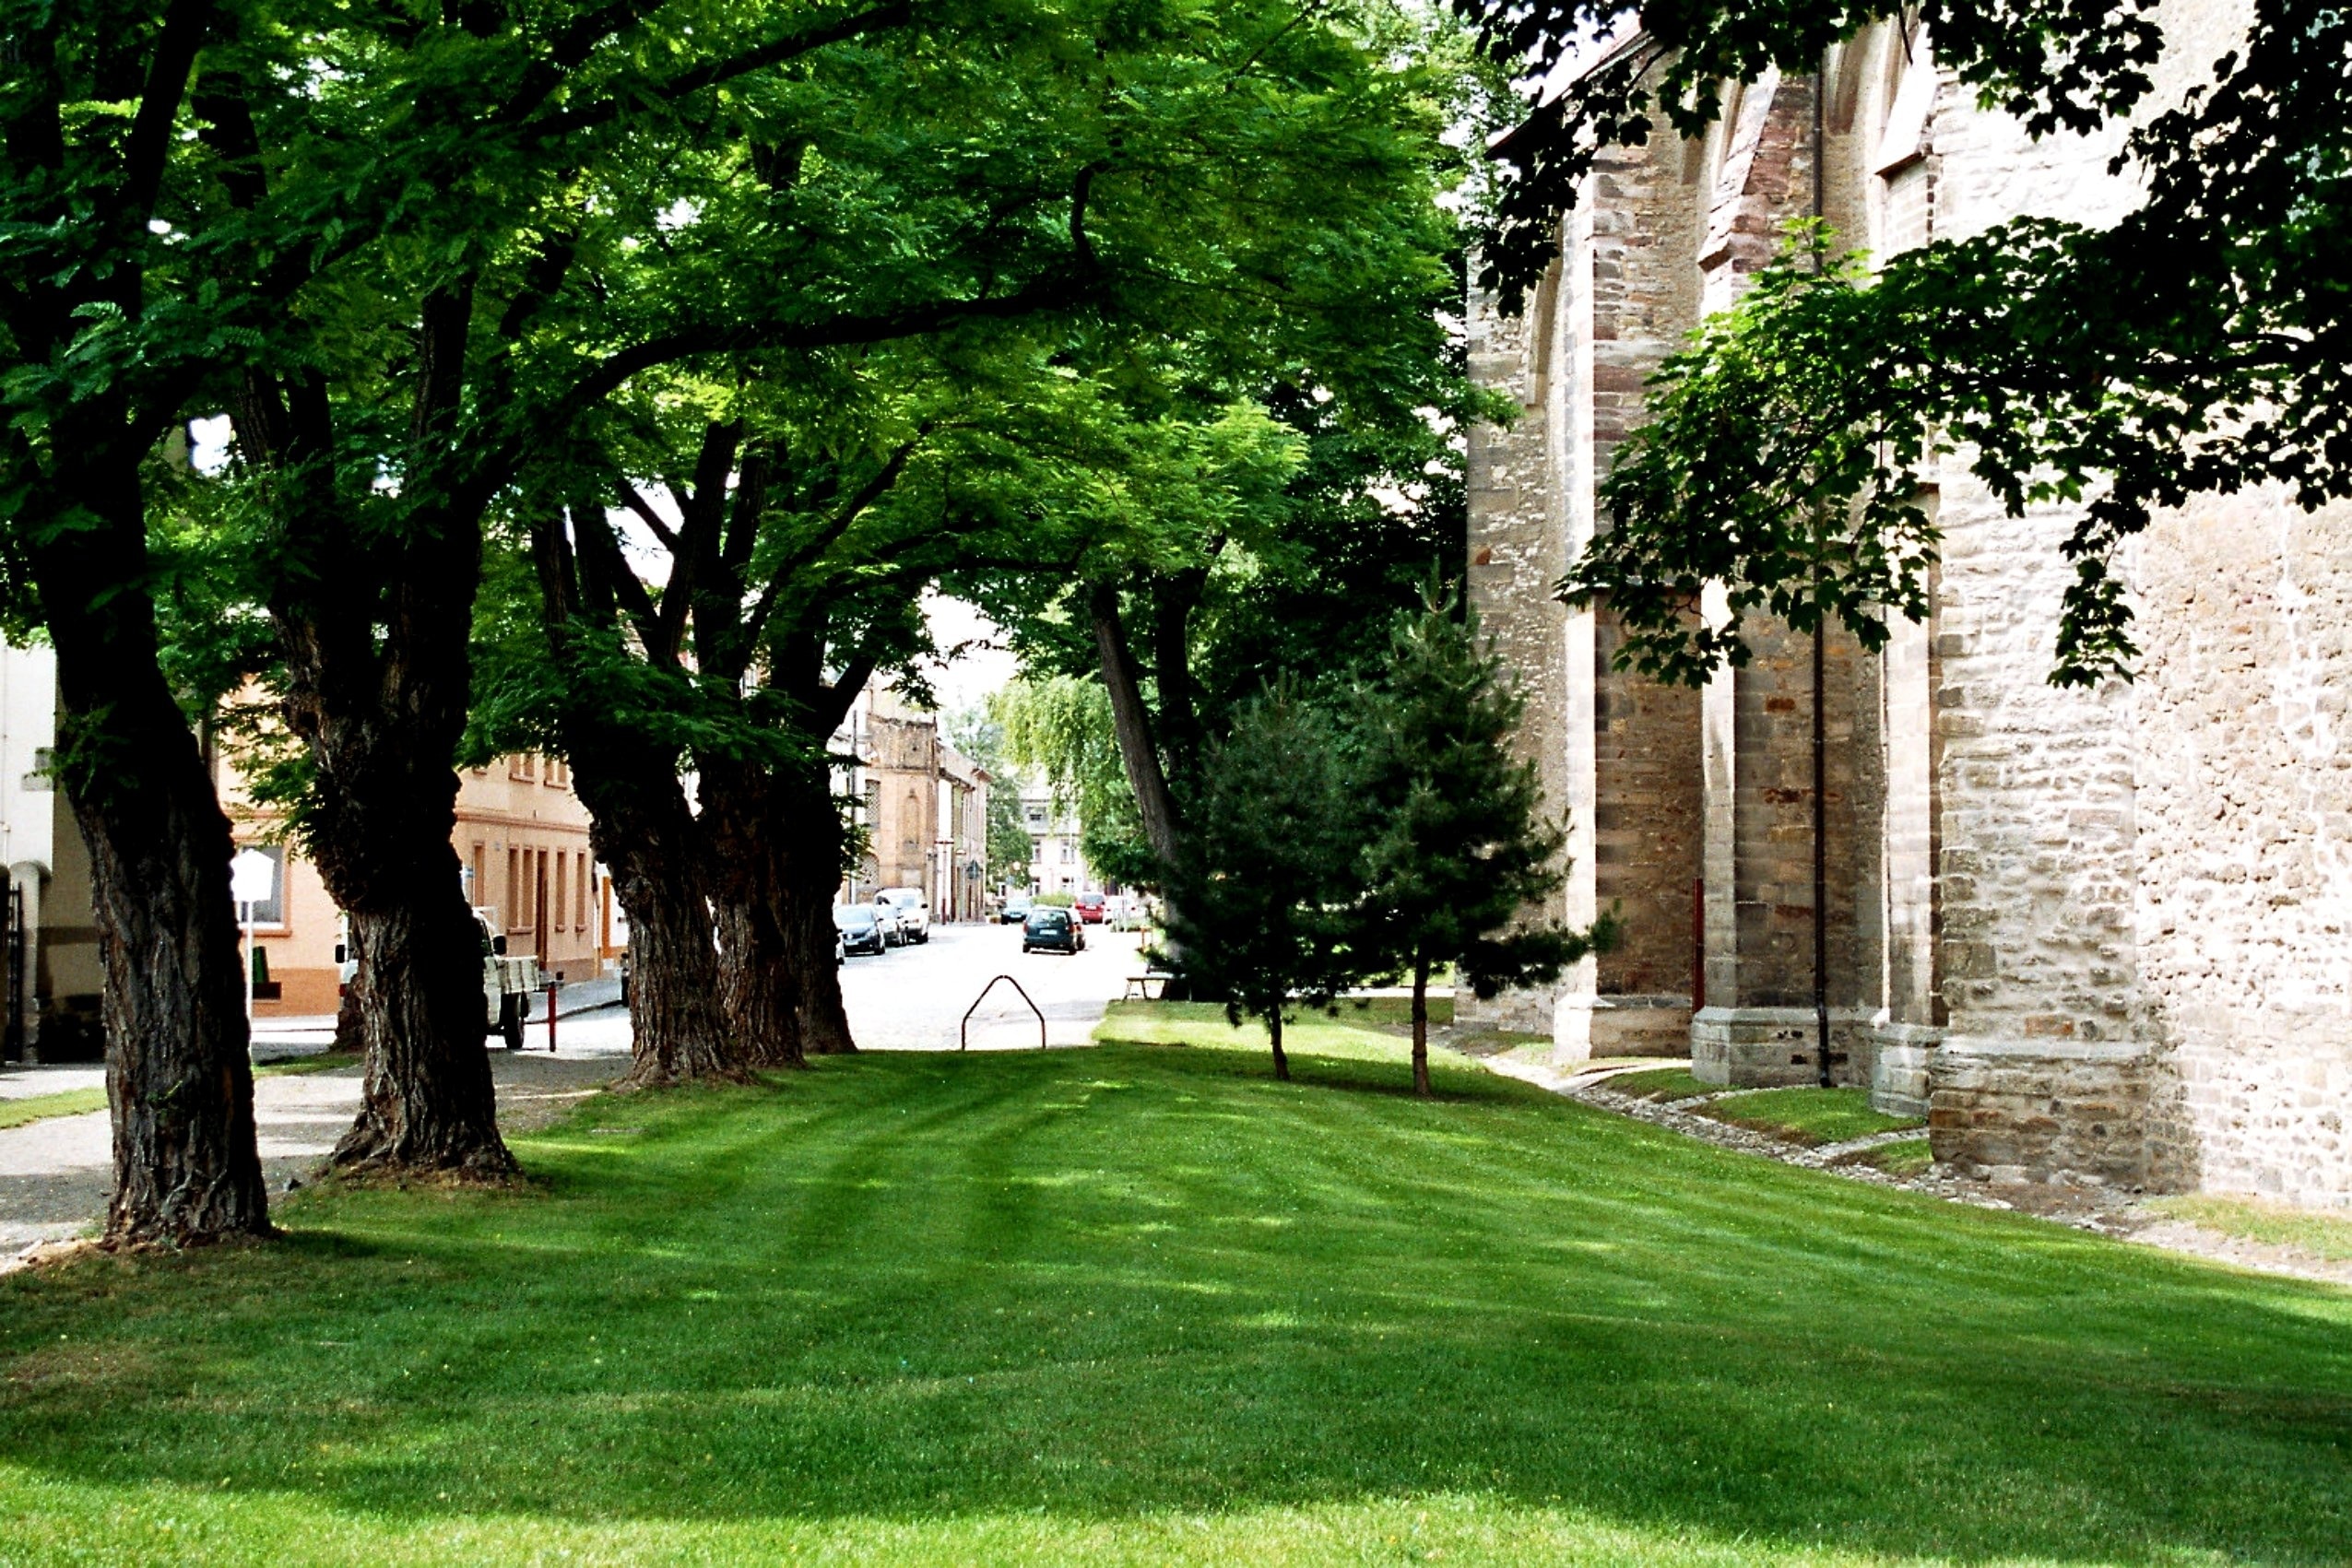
[223,752,613,1017]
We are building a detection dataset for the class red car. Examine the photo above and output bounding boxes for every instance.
[1074,891,1107,924]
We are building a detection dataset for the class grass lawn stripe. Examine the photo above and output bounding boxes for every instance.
[0,1022,2346,1564]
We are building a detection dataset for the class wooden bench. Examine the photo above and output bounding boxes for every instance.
[1122,973,1169,1001]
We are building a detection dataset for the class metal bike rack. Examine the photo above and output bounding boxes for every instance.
[961,974,1047,1052]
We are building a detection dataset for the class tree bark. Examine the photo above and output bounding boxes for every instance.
[700,754,858,1063]
[699,758,808,1069]
[775,760,856,1055]
[237,348,514,1180]
[532,515,740,1086]
[1268,1008,1289,1081]
[1412,958,1432,1098]
[1087,581,1185,869]
[32,440,270,1245]
[582,750,741,1088]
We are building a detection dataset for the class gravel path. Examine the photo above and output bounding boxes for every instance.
[1473,1047,2352,1291]
[0,1018,632,1264]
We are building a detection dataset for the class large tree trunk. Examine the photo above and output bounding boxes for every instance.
[530,513,739,1084]
[33,445,270,1245]
[1267,1008,1290,1082]
[579,749,740,1087]
[238,362,513,1178]
[321,784,513,1177]
[775,761,855,1055]
[699,758,807,1068]
[1088,581,1192,989]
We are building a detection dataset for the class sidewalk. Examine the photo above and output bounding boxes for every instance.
[0,1009,633,1263]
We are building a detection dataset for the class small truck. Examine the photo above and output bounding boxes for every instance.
[476,908,542,1050]
[335,906,543,1050]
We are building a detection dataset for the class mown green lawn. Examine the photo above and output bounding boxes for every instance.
[0,1087,106,1131]
[1,1024,2347,1564]
[1698,1087,1925,1148]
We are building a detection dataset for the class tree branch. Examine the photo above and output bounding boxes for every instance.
[125,0,216,218]
[615,481,680,551]
[519,0,918,139]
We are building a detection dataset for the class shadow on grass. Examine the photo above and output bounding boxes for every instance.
[1,1043,2347,1562]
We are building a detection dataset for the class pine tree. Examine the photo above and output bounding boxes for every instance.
[1168,682,1357,1082]
[1353,590,1616,1096]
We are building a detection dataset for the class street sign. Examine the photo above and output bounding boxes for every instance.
[230,847,277,906]
[964,859,982,880]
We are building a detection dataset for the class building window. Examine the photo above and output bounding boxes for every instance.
[553,854,567,933]
[469,843,486,909]
[510,754,537,782]
[576,852,590,930]
[505,846,520,929]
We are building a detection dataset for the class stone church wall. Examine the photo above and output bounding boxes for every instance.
[2133,496,2352,1206]
[1470,0,2351,1202]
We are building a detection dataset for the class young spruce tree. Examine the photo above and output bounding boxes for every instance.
[1353,590,1616,1096]
[1169,682,1357,1082]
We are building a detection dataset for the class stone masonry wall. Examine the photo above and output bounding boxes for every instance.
[1582,115,1706,1057]
[2133,493,2352,1207]
[1920,14,2162,1184]
[1463,254,1569,1037]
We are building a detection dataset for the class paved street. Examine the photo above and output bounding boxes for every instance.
[0,917,1137,1256]
[841,917,1142,1051]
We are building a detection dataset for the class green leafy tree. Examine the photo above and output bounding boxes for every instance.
[1463,0,2352,685]
[1167,682,1360,1082]
[994,674,1157,890]
[1351,591,1616,1097]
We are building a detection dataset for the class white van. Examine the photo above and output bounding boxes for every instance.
[874,887,931,944]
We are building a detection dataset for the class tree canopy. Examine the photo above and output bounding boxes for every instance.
[1461,0,2352,685]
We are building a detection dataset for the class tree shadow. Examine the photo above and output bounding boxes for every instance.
[1,1046,2347,1562]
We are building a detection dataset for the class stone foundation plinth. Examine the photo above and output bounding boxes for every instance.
[1692,1006,1872,1087]
[1928,1038,2155,1186]
[1455,984,1556,1038]
[1869,1021,1944,1117]
[1580,1001,1693,1062]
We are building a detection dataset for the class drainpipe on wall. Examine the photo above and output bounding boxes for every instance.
[1813,59,1833,1091]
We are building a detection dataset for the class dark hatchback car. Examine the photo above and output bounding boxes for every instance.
[1022,905,1086,954]
[833,902,887,957]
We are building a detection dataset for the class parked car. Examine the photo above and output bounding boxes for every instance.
[833,902,887,957]
[876,887,931,944]
[1075,890,1107,924]
[999,894,1033,925]
[1022,905,1086,955]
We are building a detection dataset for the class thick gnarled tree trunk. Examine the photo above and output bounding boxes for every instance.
[700,758,810,1068]
[35,446,269,1245]
[320,786,513,1177]
[775,762,855,1056]
[584,755,740,1087]
[239,332,514,1180]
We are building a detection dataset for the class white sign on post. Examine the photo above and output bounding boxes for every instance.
[230,848,277,1027]
[230,847,277,907]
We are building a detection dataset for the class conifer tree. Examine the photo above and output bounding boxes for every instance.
[1168,682,1357,1082]
[1352,591,1616,1096]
